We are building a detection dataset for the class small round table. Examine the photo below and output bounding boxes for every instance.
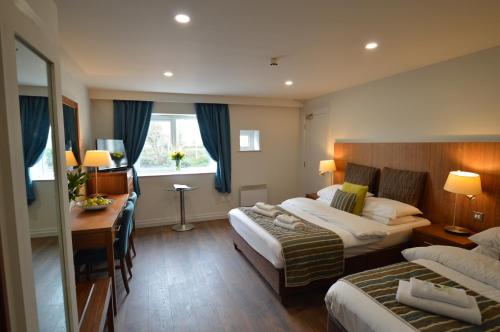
[167,185,198,232]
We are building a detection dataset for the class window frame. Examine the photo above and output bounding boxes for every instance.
[136,113,216,176]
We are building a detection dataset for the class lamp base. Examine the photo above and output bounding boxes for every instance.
[444,225,471,235]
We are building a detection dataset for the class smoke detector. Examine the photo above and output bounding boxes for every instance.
[270,57,278,66]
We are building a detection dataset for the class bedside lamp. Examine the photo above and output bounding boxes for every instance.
[443,170,482,235]
[319,160,336,185]
[83,150,112,196]
[65,150,78,167]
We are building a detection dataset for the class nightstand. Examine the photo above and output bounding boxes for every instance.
[305,193,319,200]
[412,224,476,249]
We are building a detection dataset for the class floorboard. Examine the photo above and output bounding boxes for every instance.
[117,219,328,332]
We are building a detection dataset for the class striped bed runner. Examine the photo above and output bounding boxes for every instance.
[239,207,344,287]
[342,262,500,331]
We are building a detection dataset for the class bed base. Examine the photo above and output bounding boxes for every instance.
[231,227,408,305]
[327,312,348,332]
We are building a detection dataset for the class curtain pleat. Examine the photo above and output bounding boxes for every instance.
[113,100,153,195]
[195,103,231,193]
[19,96,50,204]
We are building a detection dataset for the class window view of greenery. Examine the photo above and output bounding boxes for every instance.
[30,128,54,180]
[136,114,215,174]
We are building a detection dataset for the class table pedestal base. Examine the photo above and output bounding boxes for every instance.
[172,223,194,232]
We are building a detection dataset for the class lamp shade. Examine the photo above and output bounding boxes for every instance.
[83,150,112,167]
[444,171,482,196]
[65,151,78,167]
[319,160,336,175]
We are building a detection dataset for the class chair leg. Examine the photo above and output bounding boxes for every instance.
[120,258,130,294]
[129,233,137,257]
[125,249,133,279]
[130,231,136,257]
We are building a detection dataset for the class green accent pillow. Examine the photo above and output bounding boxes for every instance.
[342,182,369,215]
[330,190,357,213]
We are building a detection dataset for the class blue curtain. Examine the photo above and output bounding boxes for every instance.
[63,104,81,163]
[113,100,153,195]
[195,103,231,193]
[19,96,50,204]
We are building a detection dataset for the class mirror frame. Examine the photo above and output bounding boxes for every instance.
[0,2,79,330]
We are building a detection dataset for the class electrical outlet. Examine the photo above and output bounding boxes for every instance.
[472,211,484,223]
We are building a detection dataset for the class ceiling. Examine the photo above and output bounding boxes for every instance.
[56,0,500,100]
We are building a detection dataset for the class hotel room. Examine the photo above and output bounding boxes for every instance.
[0,1,499,331]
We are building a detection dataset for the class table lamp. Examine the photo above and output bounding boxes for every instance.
[319,160,336,185]
[443,170,482,234]
[65,150,78,167]
[83,150,112,196]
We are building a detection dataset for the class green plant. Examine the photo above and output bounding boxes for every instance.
[67,167,88,202]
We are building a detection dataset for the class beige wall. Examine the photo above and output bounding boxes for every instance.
[90,100,301,226]
[301,46,500,193]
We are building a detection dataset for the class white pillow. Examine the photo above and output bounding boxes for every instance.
[362,197,422,220]
[472,245,499,260]
[469,227,500,252]
[316,184,374,204]
[402,245,500,289]
[363,213,417,225]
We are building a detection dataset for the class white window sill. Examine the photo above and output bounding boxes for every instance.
[32,177,55,182]
[138,169,216,177]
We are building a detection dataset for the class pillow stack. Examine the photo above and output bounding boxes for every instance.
[362,197,423,225]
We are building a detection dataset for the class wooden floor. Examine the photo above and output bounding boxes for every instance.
[114,219,328,332]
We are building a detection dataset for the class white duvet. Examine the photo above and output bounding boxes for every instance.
[325,246,500,332]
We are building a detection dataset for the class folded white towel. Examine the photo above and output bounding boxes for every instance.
[251,206,280,218]
[273,219,305,231]
[396,280,481,326]
[255,202,276,211]
[410,277,469,308]
[276,214,300,224]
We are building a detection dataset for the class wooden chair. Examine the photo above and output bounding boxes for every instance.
[74,201,135,293]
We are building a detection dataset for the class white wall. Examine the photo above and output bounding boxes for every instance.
[301,46,500,193]
[90,100,301,227]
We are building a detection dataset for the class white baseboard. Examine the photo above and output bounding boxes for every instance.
[136,211,229,229]
[30,227,58,238]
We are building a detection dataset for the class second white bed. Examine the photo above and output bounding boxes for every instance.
[229,197,430,269]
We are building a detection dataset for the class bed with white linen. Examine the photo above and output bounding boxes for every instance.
[229,195,430,303]
[230,197,430,269]
[325,245,500,332]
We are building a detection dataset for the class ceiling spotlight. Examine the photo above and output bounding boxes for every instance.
[163,71,174,77]
[175,14,191,24]
[285,80,293,86]
[365,42,378,50]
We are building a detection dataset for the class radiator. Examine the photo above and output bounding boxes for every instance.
[239,184,268,207]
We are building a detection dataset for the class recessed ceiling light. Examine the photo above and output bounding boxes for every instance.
[163,71,174,77]
[175,14,191,24]
[365,42,378,50]
[285,80,293,86]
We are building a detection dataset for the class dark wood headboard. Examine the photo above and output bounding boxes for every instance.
[333,142,500,232]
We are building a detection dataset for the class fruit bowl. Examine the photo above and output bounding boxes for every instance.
[76,197,114,211]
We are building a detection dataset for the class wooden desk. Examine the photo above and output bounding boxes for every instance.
[71,194,129,315]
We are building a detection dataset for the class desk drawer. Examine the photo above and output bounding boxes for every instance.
[412,232,450,247]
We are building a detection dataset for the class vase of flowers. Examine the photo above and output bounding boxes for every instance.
[170,151,185,171]
[67,167,88,202]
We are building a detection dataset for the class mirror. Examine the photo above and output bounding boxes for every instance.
[239,129,260,151]
[62,97,81,163]
[16,39,68,331]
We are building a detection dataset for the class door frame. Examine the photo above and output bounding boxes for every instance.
[0,1,78,331]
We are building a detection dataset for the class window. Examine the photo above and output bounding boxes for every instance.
[30,128,55,180]
[136,114,216,175]
[239,130,260,151]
